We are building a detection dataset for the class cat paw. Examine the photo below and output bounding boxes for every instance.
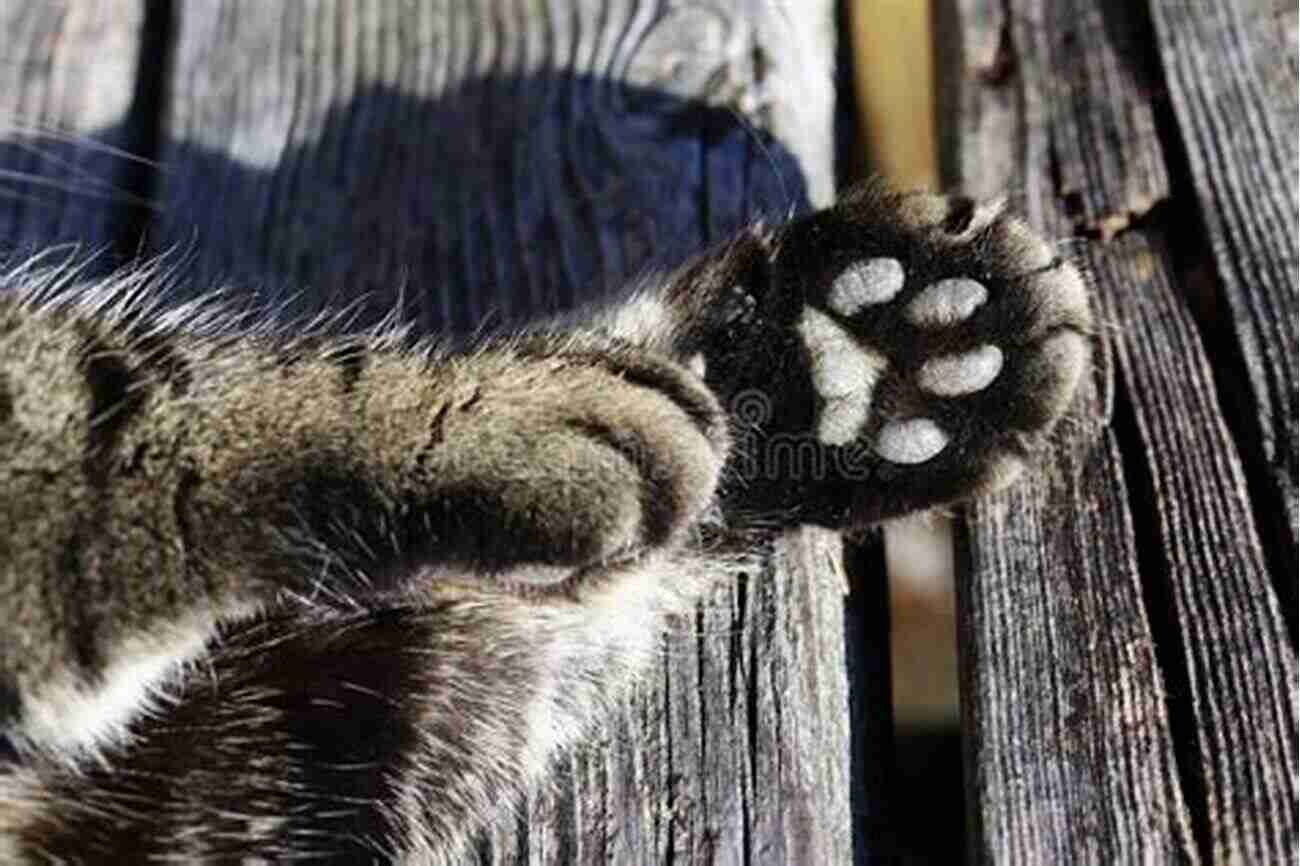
[426,339,729,583]
[706,184,1091,525]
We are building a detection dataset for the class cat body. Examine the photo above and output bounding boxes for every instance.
[0,185,1090,863]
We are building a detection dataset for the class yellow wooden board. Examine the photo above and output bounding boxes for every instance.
[848,0,937,191]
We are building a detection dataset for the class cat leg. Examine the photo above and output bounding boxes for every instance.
[0,284,726,760]
[1,550,714,865]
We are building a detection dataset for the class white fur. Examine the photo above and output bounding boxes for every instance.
[16,612,224,763]
[592,289,680,355]
[906,277,988,326]
[918,344,1004,396]
[998,216,1056,269]
[1038,264,1090,322]
[827,257,904,315]
[393,557,688,865]
[797,307,888,445]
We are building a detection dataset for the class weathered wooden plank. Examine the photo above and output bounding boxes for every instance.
[1148,0,1299,618]
[1095,229,1298,865]
[957,391,1199,864]
[947,2,1194,861]
[947,0,1297,861]
[0,0,151,256]
[1045,0,1170,238]
[156,2,856,863]
[154,1,834,332]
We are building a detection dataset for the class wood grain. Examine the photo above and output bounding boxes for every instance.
[945,0,1296,862]
[847,0,938,190]
[1096,230,1298,865]
[153,1,833,332]
[1148,0,1299,618]
[947,3,1193,860]
[154,2,857,863]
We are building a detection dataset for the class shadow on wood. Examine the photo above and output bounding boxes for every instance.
[4,77,810,336]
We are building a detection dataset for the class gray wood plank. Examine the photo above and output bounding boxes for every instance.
[948,3,1194,860]
[1094,229,1298,866]
[155,2,856,863]
[945,0,1296,861]
[957,391,1198,864]
[1147,0,1299,617]
[153,1,835,332]
[0,0,151,257]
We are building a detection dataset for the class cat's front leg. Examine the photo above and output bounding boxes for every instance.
[0,290,727,759]
[205,335,730,589]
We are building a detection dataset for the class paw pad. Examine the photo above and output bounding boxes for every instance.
[875,418,949,464]
[918,345,1004,396]
[905,277,988,327]
[699,186,1090,523]
[797,308,887,446]
[769,187,1091,519]
[800,267,1011,465]
[827,257,905,316]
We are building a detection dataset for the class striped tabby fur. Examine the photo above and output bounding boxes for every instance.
[0,185,1090,863]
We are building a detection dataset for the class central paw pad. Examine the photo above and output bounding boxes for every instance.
[827,257,906,314]
[797,308,888,446]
